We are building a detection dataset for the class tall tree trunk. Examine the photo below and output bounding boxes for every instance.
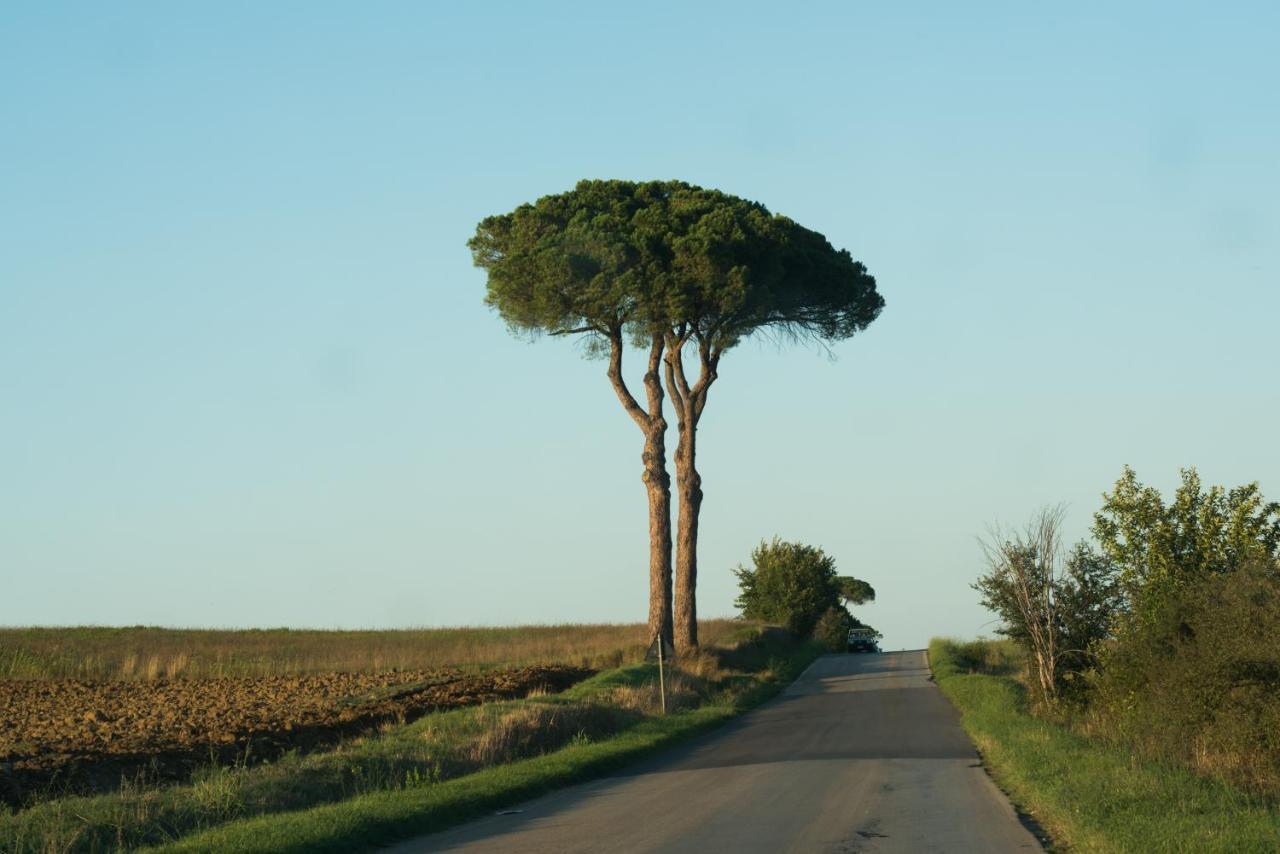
[665,332,719,654]
[608,330,673,647]
[672,407,701,651]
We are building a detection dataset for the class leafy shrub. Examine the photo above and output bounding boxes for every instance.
[1091,561,1280,797]
[734,539,877,640]
[812,607,853,653]
[734,539,839,636]
[973,510,1121,704]
[978,467,1280,799]
[1093,466,1280,628]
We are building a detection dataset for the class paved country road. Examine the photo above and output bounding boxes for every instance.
[388,650,1043,853]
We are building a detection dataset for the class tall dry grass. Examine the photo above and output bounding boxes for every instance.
[0,620,746,680]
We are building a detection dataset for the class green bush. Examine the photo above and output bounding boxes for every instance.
[930,638,1280,853]
[1091,561,1280,798]
[976,466,1280,801]
[812,607,852,653]
[734,539,878,640]
[734,539,840,637]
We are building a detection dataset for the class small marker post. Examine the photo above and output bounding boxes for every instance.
[657,635,667,715]
[646,635,673,715]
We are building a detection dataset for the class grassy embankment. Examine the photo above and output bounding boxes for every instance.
[929,638,1280,853]
[3,624,818,853]
[0,622,742,680]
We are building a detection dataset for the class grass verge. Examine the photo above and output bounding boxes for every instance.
[143,629,816,853]
[929,638,1280,853]
[2,626,817,853]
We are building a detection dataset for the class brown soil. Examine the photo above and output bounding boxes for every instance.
[0,665,591,807]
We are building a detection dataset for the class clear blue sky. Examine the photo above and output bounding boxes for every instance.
[2,3,1276,648]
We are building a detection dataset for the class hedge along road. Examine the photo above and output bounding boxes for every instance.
[387,650,1042,853]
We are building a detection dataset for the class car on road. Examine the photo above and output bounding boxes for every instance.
[847,627,879,653]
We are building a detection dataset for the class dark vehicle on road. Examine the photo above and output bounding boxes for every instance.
[847,627,879,653]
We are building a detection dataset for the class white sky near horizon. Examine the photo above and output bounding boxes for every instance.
[2,2,1277,649]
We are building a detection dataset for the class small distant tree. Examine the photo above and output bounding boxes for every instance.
[836,576,875,607]
[975,507,1124,705]
[974,506,1067,707]
[735,539,876,639]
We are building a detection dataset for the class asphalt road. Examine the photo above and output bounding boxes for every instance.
[389,650,1043,853]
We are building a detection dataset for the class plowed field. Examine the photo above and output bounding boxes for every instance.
[0,665,590,806]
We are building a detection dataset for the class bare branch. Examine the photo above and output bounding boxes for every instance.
[978,505,1068,707]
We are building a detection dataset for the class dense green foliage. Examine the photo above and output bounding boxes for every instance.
[811,606,854,653]
[733,539,877,642]
[1088,468,1280,796]
[469,179,882,349]
[1052,543,1124,685]
[1091,560,1280,795]
[1093,466,1280,627]
[835,576,875,606]
[734,539,839,636]
[930,638,1280,853]
[974,466,1280,799]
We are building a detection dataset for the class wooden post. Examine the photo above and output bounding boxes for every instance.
[657,636,667,715]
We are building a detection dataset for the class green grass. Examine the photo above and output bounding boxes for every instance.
[929,638,1280,853]
[3,626,817,853]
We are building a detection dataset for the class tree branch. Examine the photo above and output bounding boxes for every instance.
[689,339,720,423]
[663,345,687,415]
[549,325,603,337]
[663,327,693,417]
[606,327,651,430]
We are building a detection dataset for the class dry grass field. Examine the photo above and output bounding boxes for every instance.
[0,619,743,680]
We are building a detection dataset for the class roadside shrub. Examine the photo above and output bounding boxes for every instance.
[973,506,1121,706]
[812,607,852,653]
[1091,561,1280,798]
[734,539,878,639]
[974,468,1280,797]
[734,539,839,636]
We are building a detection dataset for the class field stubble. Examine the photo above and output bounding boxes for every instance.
[1,621,791,854]
[0,620,739,809]
[0,666,590,808]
